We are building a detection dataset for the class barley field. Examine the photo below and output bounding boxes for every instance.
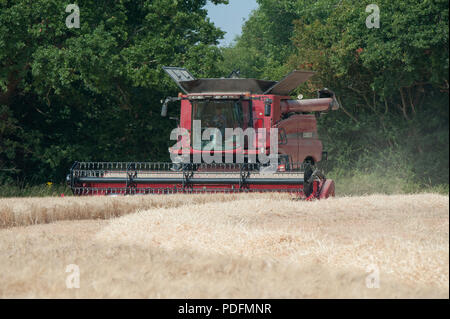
[0,193,448,298]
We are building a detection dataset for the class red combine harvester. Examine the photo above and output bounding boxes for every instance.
[67,67,339,199]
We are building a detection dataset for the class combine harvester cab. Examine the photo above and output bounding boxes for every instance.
[67,67,339,199]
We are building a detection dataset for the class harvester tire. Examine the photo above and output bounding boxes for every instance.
[303,164,314,197]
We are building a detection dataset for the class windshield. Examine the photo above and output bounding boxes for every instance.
[192,100,252,151]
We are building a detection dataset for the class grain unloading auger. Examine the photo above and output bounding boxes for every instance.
[67,67,339,199]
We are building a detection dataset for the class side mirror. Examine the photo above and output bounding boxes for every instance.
[264,99,272,116]
[161,97,180,117]
[161,101,168,117]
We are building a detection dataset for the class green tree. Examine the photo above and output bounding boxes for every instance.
[289,0,449,184]
[222,0,449,187]
[0,0,227,184]
[218,0,341,79]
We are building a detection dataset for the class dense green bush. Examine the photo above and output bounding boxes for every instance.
[219,0,449,192]
[0,0,227,185]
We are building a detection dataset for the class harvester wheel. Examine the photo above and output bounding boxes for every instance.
[303,163,314,197]
[303,157,315,166]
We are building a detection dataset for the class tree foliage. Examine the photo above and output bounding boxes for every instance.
[221,0,449,186]
[0,0,227,184]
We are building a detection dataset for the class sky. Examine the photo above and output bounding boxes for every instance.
[205,0,259,47]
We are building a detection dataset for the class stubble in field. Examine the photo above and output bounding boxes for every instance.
[0,193,448,298]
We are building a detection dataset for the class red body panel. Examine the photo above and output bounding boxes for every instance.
[169,94,324,166]
[319,179,335,199]
[79,181,312,197]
